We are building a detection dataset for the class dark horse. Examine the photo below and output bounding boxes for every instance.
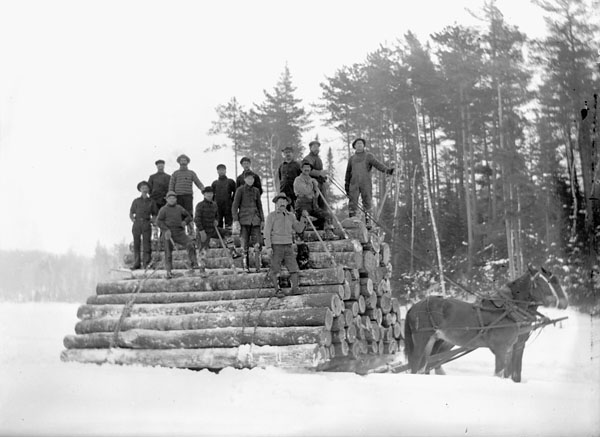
[404,266,568,380]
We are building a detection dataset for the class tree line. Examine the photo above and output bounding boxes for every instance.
[209,0,599,307]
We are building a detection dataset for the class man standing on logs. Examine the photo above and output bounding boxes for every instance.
[303,140,327,209]
[194,186,238,273]
[344,138,394,229]
[232,170,264,272]
[148,159,171,211]
[211,164,236,229]
[169,154,204,236]
[235,157,263,195]
[277,146,302,209]
[157,191,199,279]
[264,194,307,296]
[129,181,158,270]
[294,161,334,235]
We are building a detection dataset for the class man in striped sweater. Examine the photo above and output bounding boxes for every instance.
[168,154,204,235]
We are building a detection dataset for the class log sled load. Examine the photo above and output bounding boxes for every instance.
[61,217,404,371]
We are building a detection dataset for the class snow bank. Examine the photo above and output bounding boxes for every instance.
[0,303,598,437]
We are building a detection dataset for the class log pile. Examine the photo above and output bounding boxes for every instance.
[61,219,403,371]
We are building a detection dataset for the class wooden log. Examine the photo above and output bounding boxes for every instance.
[332,329,347,344]
[370,321,381,341]
[264,251,363,270]
[64,326,333,349]
[75,307,334,334]
[341,217,365,229]
[342,282,352,300]
[368,232,381,254]
[355,325,366,340]
[360,315,372,329]
[78,293,343,320]
[357,295,366,314]
[377,340,385,355]
[381,327,393,342]
[364,294,378,310]
[381,312,395,328]
[360,251,378,274]
[370,265,391,286]
[378,295,392,314]
[328,345,335,359]
[349,341,362,359]
[345,268,360,281]
[301,229,342,242]
[357,340,368,354]
[344,310,354,327]
[390,312,398,325]
[393,322,403,340]
[391,298,401,315]
[383,341,398,355]
[345,324,357,344]
[343,301,359,317]
[97,267,345,294]
[378,279,391,295]
[333,340,349,357]
[359,278,374,297]
[87,284,346,305]
[380,242,391,266]
[345,227,369,244]
[366,341,379,354]
[331,316,346,332]
[60,344,328,369]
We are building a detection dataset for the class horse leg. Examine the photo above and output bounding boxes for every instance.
[431,340,453,375]
[493,348,510,377]
[510,339,527,383]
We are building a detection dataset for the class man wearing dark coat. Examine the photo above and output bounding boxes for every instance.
[211,164,237,228]
[277,146,302,208]
[303,140,327,209]
[148,159,171,210]
[157,191,199,279]
[235,157,263,195]
[344,138,394,228]
[129,181,158,269]
[232,170,264,272]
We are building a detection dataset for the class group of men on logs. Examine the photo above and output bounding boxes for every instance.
[129,138,395,293]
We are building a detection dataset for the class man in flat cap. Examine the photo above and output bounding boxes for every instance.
[194,186,238,273]
[264,193,307,296]
[169,154,204,236]
[211,164,236,229]
[157,191,199,279]
[235,157,263,195]
[129,181,158,269]
[345,138,394,228]
[148,159,171,211]
[277,146,302,209]
[294,161,334,234]
[232,170,264,272]
[303,140,327,209]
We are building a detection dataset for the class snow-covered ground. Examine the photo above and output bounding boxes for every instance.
[0,303,598,437]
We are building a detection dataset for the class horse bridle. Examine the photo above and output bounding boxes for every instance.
[530,270,560,308]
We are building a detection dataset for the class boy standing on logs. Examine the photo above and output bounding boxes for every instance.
[277,146,302,208]
[157,191,199,279]
[264,194,307,296]
[194,186,238,273]
[294,161,334,235]
[129,181,158,269]
[169,154,204,236]
[211,164,236,229]
[232,170,264,272]
[344,138,394,228]
[235,157,263,195]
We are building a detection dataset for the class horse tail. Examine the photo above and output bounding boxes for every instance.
[404,307,415,369]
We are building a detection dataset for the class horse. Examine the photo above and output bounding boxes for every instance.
[503,267,568,382]
[403,266,567,379]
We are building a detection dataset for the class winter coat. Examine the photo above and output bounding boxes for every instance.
[232,184,264,226]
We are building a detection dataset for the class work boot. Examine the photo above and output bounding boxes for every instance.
[131,252,141,270]
[242,251,250,273]
[271,274,284,297]
[289,272,300,295]
[229,246,241,259]
[254,245,262,273]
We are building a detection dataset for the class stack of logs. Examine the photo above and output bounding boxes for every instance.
[61,218,402,371]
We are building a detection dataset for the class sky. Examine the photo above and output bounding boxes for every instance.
[0,0,553,256]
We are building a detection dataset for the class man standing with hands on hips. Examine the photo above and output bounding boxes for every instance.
[264,193,307,296]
